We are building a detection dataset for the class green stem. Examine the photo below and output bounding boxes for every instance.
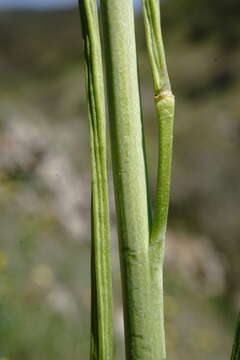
[231,313,240,360]
[142,0,171,92]
[142,0,174,246]
[100,1,153,359]
[79,2,113,360]
[142,1,175,359]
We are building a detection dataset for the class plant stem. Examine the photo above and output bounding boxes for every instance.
[142,1,175,359]
[231,313,240,360]
[79,2,113,360]
[142,0,174,246]
[100,1,153,359]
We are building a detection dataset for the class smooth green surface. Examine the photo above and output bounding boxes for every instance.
[142,0,174,359]
[79,2,113,360]
[142,0,174,245]
[101,1,153,359]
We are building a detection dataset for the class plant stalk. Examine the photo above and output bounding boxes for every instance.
[79,2,113,359]
[141,0,174,359]
[100,0,153,359]
[142,0,174,245]
[231,313,240,360]
[101,0,173,357]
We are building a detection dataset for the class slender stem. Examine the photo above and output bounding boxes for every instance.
[142,1,175,359]
[79,2,113,360]
[231,313,240,360]
[142,0,171,93]
[142,0,175,248]
[100,1,153,359]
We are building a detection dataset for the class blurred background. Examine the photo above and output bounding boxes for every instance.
[0,0,239,359]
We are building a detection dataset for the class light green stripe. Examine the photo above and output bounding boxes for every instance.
[142,1,175,359]
[79,2,113,359]
[142,0,174,249]
[100,1,152,359]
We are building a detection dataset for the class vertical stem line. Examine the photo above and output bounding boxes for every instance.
[142,0,174,251]
[142,0,174,248]
[142,1,175,359]
[142,0,171,92]
[100,1,153,359]
[231,313,240,360]
[79,2,113,360]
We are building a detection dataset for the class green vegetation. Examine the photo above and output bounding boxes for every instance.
[79,1,113,359]
[80,0,175,357]
[100,0,153,358]
[0,1,239,359]
[80,1,239,359]
[231,314,240,360]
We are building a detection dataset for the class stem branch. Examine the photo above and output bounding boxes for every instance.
[142,0,174,251]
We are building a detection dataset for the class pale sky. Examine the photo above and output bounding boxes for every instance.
[0,0,141,10]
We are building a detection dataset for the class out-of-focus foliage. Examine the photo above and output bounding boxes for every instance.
[166,0,240,48]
